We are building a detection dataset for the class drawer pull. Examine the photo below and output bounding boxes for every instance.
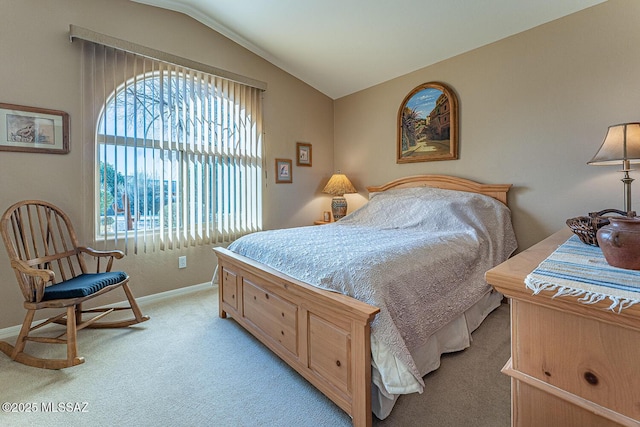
[583,371,599,386]
[336,360,341,367]
[265,294,269,299]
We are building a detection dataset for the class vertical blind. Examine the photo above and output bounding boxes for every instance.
[76,34,264,254]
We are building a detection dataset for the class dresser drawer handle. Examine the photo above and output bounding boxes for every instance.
[584,371,599,386]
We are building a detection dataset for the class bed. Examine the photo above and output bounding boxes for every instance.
[213,175,517,426]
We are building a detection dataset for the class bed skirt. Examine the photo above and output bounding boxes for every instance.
[372,289,504,419]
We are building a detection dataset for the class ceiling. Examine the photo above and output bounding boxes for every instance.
[133,0,606,99]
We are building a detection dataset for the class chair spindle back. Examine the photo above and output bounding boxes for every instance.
[1,201,88,301]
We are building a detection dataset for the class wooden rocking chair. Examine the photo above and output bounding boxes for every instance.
[0,200,149,369]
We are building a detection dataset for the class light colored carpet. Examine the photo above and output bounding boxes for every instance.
[0,285,510,426]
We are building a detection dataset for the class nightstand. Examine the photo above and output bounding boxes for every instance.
[486,229,640,426]
[313,220,333,225]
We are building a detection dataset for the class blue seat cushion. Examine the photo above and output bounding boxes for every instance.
[42,271,128,301]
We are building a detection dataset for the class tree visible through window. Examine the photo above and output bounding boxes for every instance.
[96,67,262,252]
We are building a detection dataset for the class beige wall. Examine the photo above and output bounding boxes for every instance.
[0,0,334,329]
[335,0,640,252]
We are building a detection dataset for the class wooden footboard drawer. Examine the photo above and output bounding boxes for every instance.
[243,279,299,356]
[220,268,238,311]
[308,313,351,395]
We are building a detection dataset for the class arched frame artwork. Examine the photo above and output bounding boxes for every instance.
[397,82,458,163]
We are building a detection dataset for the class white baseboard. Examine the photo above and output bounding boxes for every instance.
[136,281,215,305]
[0,282,215,340]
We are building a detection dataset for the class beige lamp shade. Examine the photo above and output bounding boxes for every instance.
[588,123,640,166]
[322,173,357,196]
[322,173,356,220]
[588,122,640,213]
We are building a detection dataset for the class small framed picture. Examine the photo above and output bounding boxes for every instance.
[0,103,70,154]
[323,211,331,222]
[275,158,293,183]
[296,142,312,167]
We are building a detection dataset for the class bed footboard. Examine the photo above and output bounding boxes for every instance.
[214,247,380,427]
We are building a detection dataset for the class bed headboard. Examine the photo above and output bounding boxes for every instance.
[366,175,512,206]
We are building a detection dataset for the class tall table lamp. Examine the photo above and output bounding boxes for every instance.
[588,123,640,213]
[322,172,357,220]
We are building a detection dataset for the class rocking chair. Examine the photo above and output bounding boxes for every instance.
[0,200,149,369]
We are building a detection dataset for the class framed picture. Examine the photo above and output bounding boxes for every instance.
[0,103,70,154]
[296,142,312,166]
[275,158,293,183]
[397,82,458,163]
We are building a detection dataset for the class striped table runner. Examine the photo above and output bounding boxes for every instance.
[525,234,640,313]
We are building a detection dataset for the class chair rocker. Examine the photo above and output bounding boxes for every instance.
[0,200,149,369]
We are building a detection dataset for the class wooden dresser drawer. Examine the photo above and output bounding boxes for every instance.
[242,279,298,356]
[515,381,624,427]
[513,300,640,421]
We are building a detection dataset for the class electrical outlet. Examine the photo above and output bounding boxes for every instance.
[178,256,187,269]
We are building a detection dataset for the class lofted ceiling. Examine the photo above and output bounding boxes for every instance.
[132,0,606,99]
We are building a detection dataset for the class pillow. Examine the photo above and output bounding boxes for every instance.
[338,186,506,231]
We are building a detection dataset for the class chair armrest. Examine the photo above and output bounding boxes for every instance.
[78,246,125,259]
[10,259,54,302]
[77,246,124,273]
[10,259,55,281]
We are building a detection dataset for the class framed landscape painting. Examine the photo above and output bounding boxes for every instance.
[397,82,458,163]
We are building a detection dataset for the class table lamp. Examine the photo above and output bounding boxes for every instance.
[322,172,357,220]
[588,123,640,213]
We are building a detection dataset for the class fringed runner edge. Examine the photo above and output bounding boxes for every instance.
[524,235,640,313]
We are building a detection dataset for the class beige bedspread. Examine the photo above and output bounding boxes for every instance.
[227,187,517,394]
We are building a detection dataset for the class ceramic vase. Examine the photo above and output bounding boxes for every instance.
[596,217,640,270]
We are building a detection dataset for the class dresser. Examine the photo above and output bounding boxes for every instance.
[486,229,640,427]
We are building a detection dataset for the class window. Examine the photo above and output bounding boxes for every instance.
[81,41,263,253]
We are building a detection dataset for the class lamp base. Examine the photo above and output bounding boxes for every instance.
[331,196,348,220]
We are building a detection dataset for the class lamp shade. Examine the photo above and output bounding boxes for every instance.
[588,123,640,166]
[322,173,357,196]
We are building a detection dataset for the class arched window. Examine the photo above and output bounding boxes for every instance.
[91,51,263,253]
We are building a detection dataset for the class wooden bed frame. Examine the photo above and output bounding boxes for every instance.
[213,175,511,427]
